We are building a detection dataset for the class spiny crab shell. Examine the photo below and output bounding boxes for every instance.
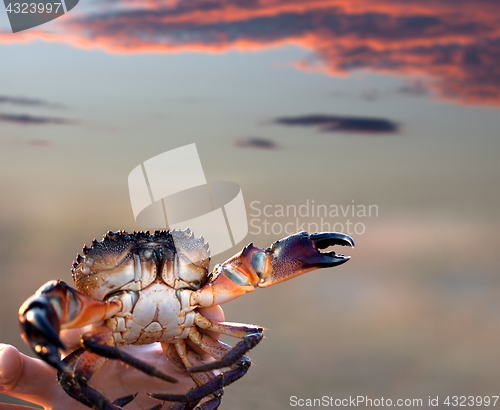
[71,229,212,346]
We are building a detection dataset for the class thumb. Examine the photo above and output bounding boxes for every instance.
[0,343,60,408]
[0,344,23,392]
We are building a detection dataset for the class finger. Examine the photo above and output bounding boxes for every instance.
[198,305,224,340]
[198,305,224,322]
[59,328,83,356]
[0,344,59,408]
[187,306,225,363]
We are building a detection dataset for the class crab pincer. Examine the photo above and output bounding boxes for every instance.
[19,279,124,373]
[190,231,355,307]
[261,231,355,284]
[19,290,70,373]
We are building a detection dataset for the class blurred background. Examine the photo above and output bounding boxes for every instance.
[0,0,498,408]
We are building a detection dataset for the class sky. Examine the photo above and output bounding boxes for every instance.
[0,1,499,409]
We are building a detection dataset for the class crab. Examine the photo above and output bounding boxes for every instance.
[19,229,354,410]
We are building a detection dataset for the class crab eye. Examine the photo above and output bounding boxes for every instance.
[142,249,154,259]
[252,252,266,278]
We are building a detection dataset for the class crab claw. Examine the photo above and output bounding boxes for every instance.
[192,231,354,307]
[19,294,71,373]
[259,231,354,287]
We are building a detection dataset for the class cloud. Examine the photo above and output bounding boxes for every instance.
[235,137,277,149]
[331,80,430,101]
[274,114,398,133]
[1,0,498,105]
[0,95,63,108]
[396,81,429,96]
[0,113,75,125]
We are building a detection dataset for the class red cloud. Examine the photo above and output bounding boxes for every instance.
[1,0,498,104]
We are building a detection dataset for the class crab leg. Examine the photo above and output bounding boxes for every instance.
[152,325,262,407]
[191,231,354,307]
[157,341,223,410]
[162,343,187,370]
[173,340,214,387]
[160,329,256,408]
[149,356,249,407]
[19,280,122,372]
[187,328,233,361]
[58,348,141,410]
[58,326,172,410]
[60,349,116,410]
[162,344,222,409]
[192,315,263,339]
[81,326,178,384]
[186,315,263,373]
[58,348,96,408]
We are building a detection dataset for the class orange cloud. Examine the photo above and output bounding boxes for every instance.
[1,0,498,104]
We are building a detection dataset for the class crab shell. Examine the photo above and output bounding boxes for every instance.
[71,229,212,346]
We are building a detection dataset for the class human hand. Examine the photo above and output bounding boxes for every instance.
[0,306,224,410]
